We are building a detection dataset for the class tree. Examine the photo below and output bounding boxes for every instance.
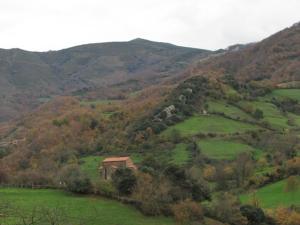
[60,165,92,194]
[170,129,182,144]
[112,168,137,195]
[203,165,216,181]
[253,109,264,120]
[250,191,260,208]
[284,176,299,193]
[274,207,300,225]
[286,157,300,175]
[172,199,204,225]
[0,166,8,184]
[133,173,172,216]
[211,193,247,225]
[240,205,265,225]
[233,153,254,187]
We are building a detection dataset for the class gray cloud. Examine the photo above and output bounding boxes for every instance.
[0,0,299,51]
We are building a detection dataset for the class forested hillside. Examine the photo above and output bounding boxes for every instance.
[189,22,300,85]
[0,39,211,122]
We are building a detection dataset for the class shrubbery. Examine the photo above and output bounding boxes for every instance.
[60,165,92,194]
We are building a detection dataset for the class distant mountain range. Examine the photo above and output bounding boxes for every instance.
[0,39,212,122]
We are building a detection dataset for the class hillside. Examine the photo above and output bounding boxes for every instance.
[1,24,300,225]
[0,39,211,122]
[189,22,300,85]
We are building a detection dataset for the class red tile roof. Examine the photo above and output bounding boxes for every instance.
[103,157,130,162]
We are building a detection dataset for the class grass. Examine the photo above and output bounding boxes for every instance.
[0,188,174,225]
[163,115,260,137]
[240,177,300,208]
[198,139,261,160]
[254,166,275,176]
[207,101,252,121]
[79,156,104,181]
[172,143,190,165]
[239,101,290,129]
[268,89,300,101]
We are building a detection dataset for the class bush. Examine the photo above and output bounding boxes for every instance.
[133,173,172,216]
[253,109,264,120]
[172,199,204,225]
[112,168,137,195]
[60,165,92,194]
[240,205,265,225]
[94,180,117,197]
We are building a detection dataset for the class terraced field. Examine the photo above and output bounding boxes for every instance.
[163,115,260,137]
[240,177,300,208]
[238,101,298,129]
[0,188,174,225]
[268,89,300,101]
[198,139,262,160]
[207,101,253,121]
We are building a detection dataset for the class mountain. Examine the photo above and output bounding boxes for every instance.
[189,22,300,85]
[0,39,212,122]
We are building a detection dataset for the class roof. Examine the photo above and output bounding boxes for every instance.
[102,157,130,162]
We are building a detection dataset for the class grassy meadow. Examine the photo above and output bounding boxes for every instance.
[163,115,260,137]
[267,89,300,101]
[172,143,190,165]
[240,177,300,208]
[0,188,174,225]
[198,139,261,160]
[207,101,253,121]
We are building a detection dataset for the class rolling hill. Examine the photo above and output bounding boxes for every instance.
[189,22,300,84]
[0,39,212,122]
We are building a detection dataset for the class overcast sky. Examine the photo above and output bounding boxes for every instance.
[0,0,299,51]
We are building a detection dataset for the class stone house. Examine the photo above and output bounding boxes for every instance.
[100,156,137,180]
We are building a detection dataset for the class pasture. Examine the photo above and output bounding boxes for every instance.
[268,89,300,101]
[172,143,190,165]
[163,115,260,137]
[240,177,300,208]
[198,139,261,160]
[0,188,174,225]
[207,101,252,121]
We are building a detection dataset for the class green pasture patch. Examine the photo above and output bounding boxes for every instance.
[172,143,190,165]
[163,115,259,137]
[198,139,261,160]
[0,188,174,225]
[240,177,300,208]
[207,101,252,121]
[268,89,300,101]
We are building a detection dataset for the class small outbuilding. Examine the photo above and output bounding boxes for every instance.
[100,156,137,180]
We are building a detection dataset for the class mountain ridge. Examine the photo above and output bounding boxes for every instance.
[0,39,212,122]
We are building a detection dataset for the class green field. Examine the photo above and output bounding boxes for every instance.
[172,143,190,165]
[80,156,104,181]
[207,101,252,121]
[268,89,300,101]
[240,177,300,208]
[198,139,261,160]
[239,101,292,129]
[163,115,260,137]
[0,188,174,225]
